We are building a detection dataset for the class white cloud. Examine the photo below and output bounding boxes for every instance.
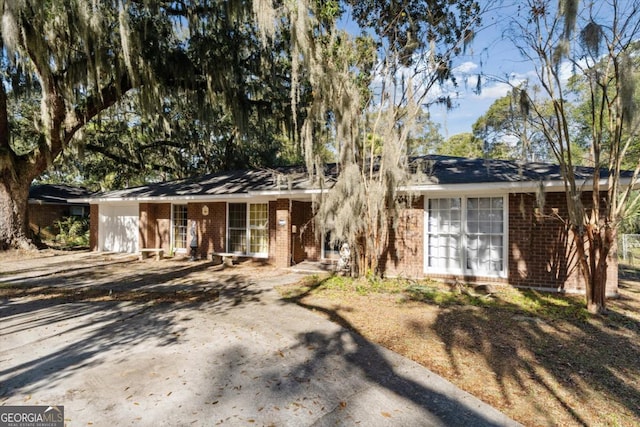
[472,81,512,100]
[454,61,479,74]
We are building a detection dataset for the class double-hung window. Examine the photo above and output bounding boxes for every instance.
[248,204,268,254]
[172,204,188,251]
[228,203,268,256]
[426,196,505,277]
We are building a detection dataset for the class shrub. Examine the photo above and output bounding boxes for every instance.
[55,216,90,247]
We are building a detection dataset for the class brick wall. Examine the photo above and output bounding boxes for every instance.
[89,204,99,251]
[274,199,291,268]
[28,204,69,238]
[139,203,155,249]
[376,192,618,295]
[381,196,424,278]
[268,201,277,263]
[155,204,172,252]
[509,192,618,295]
[187,202,226,259]
[138,203,172,253]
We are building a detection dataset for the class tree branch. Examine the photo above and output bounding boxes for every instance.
[64,73,134,145]
[84,141,177,175]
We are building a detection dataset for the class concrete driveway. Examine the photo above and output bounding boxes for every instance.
[0,251,520,426]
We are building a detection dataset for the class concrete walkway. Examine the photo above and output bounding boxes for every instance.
[0,252,521,426]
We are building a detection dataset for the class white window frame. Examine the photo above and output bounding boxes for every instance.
[248,203,269,256]
[424,194,508,278]
[227,202,269,257]
[172,204,188,253]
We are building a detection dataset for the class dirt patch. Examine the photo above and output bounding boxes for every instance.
[0,249,280,304]
[278,274,640,427]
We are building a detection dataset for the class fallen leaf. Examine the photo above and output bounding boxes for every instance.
[381,412,391,418]
[339,401,347,409]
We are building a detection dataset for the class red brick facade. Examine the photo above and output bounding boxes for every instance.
[28,203,88,240]
[187,202,226,258]
[508,192,618,295]
[89,204,99,251]
[274,199,292,268]
[139,203,171,253]
[381,196,424,278]
[90,190,618,295]
[28,204,68,238]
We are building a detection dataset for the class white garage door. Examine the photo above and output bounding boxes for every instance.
[99,204,139,253]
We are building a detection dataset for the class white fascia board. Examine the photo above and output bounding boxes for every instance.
[90,193,257,204]
[401,181,562,194]
[89,188,324,203]
[401,177,637,194]
[247,188,324,197]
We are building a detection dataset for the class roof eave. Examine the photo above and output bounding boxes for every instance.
[401,177,638,194]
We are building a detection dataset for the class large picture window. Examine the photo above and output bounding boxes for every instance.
[228,203,268,256]
[426,196,505,277]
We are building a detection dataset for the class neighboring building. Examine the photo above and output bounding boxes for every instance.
[28,184,92,239]
[82,156,634,296]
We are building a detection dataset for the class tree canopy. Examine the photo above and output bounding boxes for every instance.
[0,0,299,247]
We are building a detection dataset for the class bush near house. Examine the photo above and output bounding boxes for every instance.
[54,216,90,248]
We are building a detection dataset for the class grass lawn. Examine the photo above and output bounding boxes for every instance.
[277,267,640,427]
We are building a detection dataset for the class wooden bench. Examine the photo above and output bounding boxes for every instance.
[139,248,164,261]
[210,252,235,266]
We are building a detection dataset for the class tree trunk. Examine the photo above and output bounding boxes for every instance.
[580,226,612,315]
[0,172,33,250]
[586,261,607,314]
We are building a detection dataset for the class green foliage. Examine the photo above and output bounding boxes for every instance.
[347,0,480,67]
[438,133,483,158]
[54,216,90,248]
[1,0,304,196]
[312,275,408,296]
[471,90,554,161]
[291,275,590,321]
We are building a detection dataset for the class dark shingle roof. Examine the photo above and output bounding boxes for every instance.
[413,156,614,185]
[95,165,321,199]
[92,156,629,200]
[29,184,92,204]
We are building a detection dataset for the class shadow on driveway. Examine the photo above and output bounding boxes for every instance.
[0,252,518,426]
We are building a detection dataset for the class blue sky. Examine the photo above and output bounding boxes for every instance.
[338,2,537,139]
[425,2,535,138]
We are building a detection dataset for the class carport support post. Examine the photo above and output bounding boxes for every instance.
[275,199,291,268]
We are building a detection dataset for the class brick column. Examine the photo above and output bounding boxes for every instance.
[275,199,291,268]
[89,204,99,251]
